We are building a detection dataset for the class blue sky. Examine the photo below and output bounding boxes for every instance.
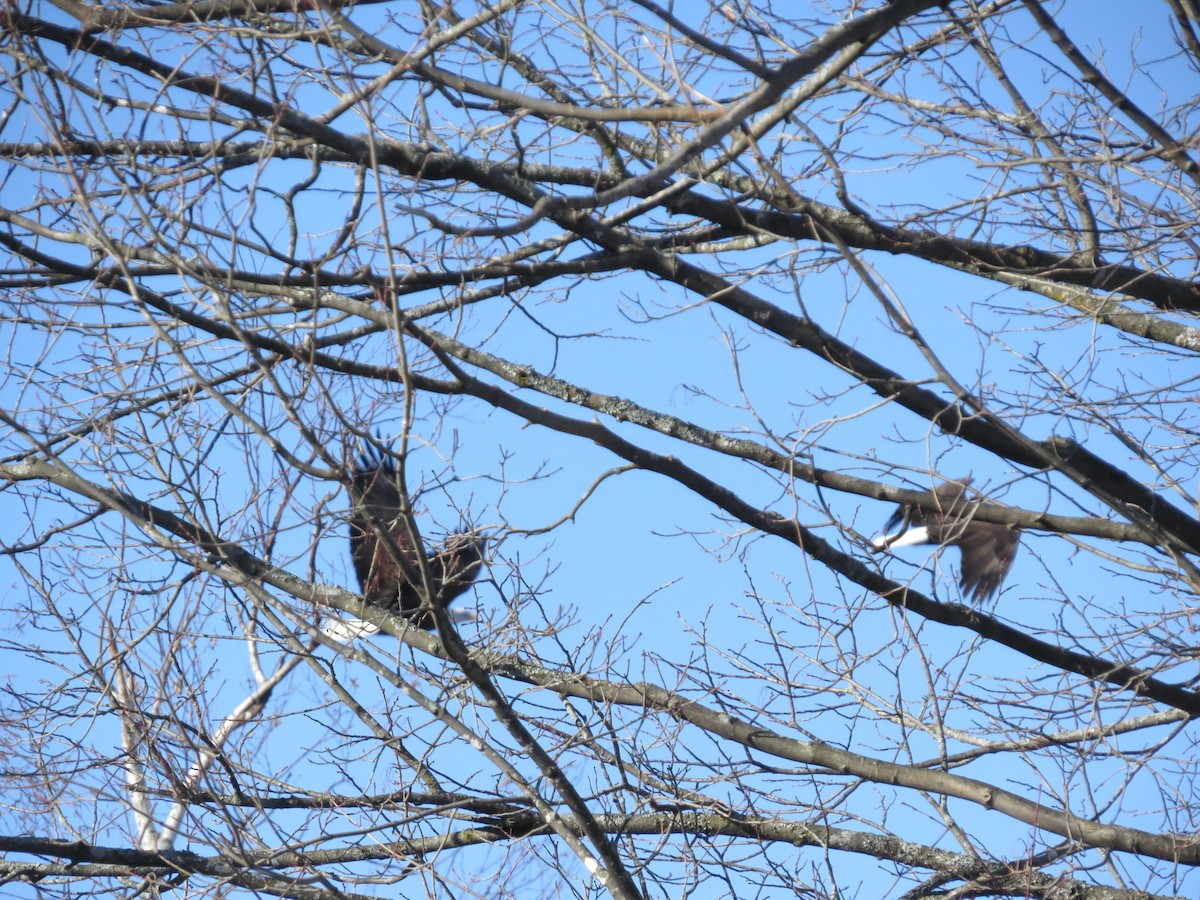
[1,1,1198,897]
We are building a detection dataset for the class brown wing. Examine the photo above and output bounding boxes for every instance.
[955,520,1020,602]
[397,532,488,629]
[349,444,416,611]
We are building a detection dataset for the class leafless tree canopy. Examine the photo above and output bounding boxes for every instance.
[3,1,1200,897]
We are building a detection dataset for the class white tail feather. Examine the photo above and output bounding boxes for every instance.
[320,617,381,643]
[872,525,930,550]
[321,607,479,644]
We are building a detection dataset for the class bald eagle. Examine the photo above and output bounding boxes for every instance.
[873,477,1019,602]
[328,442,486,640]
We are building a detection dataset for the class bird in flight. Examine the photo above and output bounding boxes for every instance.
[873,477,1019,602]
[325,440,486,641]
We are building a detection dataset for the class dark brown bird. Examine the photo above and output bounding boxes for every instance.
[346,442,486,631]
[873,477,1020,602]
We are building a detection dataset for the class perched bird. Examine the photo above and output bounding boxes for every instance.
[328,441,486,639]
[873,477,1020,602]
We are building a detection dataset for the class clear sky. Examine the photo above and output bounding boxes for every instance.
[1,1,1197,897]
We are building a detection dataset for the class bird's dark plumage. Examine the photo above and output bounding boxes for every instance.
[874,477,1019,602]
[348,442,486,630]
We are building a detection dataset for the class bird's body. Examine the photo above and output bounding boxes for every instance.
[873,477,1019,602]
[346,443,486,631]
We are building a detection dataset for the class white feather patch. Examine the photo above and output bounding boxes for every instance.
[872,525,930,550]
[321,607,479,644]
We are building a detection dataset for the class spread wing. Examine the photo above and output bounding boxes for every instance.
[956,521,1020,602]
[398,531,489,629]
[935,479,1019,601]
